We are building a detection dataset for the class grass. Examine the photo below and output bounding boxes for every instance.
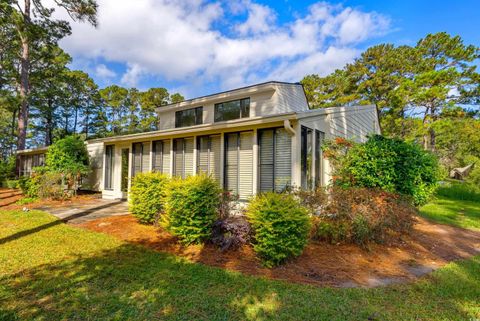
[0,210,479,320]
[420,182,480,230]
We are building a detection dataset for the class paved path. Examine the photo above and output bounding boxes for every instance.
[38,199,129,224]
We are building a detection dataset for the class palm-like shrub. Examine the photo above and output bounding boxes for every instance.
[246,192,310,267]
[129,172,170,224]
[162,175,221,244]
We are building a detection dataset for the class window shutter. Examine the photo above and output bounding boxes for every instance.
[162,140,171,175]
[184,137,194,177]
[197,136,209,174]
[142,142,150,173]
[210,135,221,182]
[225,133,238,195]
[274,128,291,191]
[238,131,253,199]
[152,141,163,172]
[259,129,274,192]
[174,139,184,177]
[132,143,142,177]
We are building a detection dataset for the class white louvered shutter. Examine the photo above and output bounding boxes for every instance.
[162,140,171,175]
[132,143,142,177]
[274,128,291,191]
[210,135,221,182]
[142,142,150,173]
[174,139,184,177]
[238,131,253,199]
[152,141,163,172]
[184,138,194,177]
[259,129,274,192]
[198,136,209,174]
[225,133,238,196]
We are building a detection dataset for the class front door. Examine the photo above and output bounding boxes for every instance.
[121,148,129,199]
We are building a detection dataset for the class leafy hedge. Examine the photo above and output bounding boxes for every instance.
[19,171,65,199]
[246,192,310,267]
[328,135,440,206]
[162,175,221,244]
[129,172,170,224]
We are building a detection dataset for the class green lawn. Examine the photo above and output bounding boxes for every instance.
[420,197,480,230]
[420,183,480,230]
[0,210,479,320]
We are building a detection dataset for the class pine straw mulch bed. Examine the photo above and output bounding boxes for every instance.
[77,214,480,288]
[0,188,101,210]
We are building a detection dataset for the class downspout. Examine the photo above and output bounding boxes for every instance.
[284,119,296,136]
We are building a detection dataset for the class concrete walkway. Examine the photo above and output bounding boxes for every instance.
[38,199,129,224]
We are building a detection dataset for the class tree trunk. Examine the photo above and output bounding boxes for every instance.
[73,107,78,134]
[422,107,430,150]
[429,107,436,152]
[17,0,31,150]
[45,100,53,146]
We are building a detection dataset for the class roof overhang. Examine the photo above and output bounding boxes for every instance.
[87,112,297,144]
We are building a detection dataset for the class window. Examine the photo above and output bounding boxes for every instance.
[152,140,171,174]
[197,135,221,182]
[214,98,250,122]
[301,126,313,190]
[315,130,325,188]
[175,107,203,128]
[224,131,253,199]
[173,138,194,178]
[105,145,114,190]
[258,128,292,192]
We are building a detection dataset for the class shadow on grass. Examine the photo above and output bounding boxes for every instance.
[0,201,124,245]
[1,242,479,320]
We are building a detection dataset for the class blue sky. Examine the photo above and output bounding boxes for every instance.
[54,0,480,99]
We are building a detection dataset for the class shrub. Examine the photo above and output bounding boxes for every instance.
[4,179,19,189]
[467,165,480,187]
[46,136,90,193]
[0,156,15,184]
[436,181,480,202]
[129,172,170,224]
[20,172,66,200]
[290,186,328,216]
[162,175,222,244]
[211,216,251,252]
[311,187,416,247]
[327,135,441,206]
[246,192,310,267]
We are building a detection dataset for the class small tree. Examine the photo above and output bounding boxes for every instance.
[45,135,90,193]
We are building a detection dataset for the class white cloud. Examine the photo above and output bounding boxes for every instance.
[51,0,391,95]
[95,63,116,79]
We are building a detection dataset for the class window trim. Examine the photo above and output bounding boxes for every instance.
[104,145,114,190]
[175,106,203,128]
[301,126,313,190]
[214,97,250,122]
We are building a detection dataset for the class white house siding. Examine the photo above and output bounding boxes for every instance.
[329,106,379,142]
[83,142,104,191]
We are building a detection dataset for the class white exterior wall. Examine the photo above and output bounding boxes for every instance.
[83,142,104,191]
[156,83,309,131]
[294,105,380,187]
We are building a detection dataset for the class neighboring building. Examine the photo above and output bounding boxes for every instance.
[17,81,380,200]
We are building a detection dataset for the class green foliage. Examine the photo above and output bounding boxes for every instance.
[4,179,19,189]
[246,192,310,267]
[0,156,15,184]
[15,197,38,205]
[20,172,65,200]
[162,175,222,244]
[467,165,480,187]
[335,135,440,205]
[311,187,417,247]
[436,181,480,202]
[129,172,170,224]
[46,136,90,174]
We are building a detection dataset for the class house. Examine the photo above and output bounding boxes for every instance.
[16,81,380,200]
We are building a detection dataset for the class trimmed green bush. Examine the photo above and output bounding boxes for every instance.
[4,179,19,189]
[19,172,65,199]
[162,175,221,244]
[246,192,310,267]
[129,172,170,224]
[330,135,441,206]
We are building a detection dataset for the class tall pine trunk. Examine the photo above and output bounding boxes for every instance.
[17,0,31,150]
